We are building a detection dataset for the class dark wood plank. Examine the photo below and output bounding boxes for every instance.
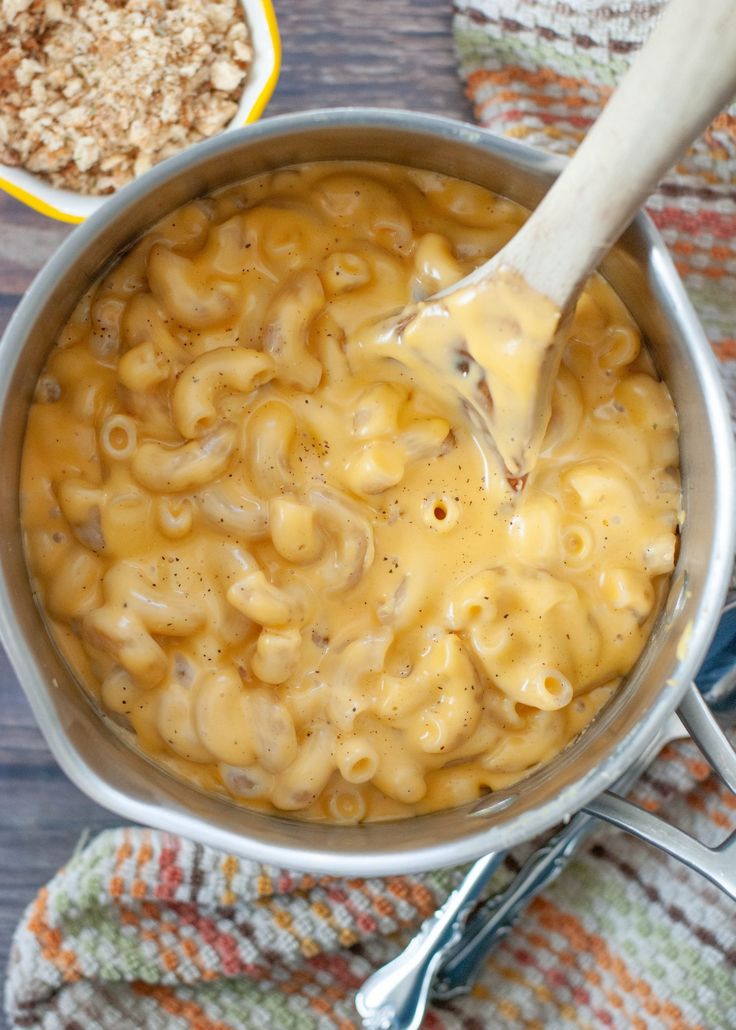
[271,0,470,118]
[0,216,72,296]
[0,0,468,1009]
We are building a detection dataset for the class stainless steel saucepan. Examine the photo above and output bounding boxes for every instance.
[0,110,733,876]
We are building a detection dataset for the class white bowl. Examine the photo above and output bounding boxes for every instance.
[0,0,280,223]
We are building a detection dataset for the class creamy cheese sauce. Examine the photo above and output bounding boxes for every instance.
[20,161,681,822]
[360,265,563,479]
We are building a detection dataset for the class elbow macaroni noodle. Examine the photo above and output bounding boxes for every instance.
[20,162,681,822]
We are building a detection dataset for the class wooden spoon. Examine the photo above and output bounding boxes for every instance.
[363,0,736,482]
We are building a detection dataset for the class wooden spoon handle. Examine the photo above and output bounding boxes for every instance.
[499,0,736,307]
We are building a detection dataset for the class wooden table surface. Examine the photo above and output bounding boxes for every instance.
[0,0,471,1007]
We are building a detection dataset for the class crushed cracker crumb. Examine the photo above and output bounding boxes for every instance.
[0,0,253,195]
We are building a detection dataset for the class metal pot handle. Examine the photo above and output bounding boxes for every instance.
[584,682,736,900]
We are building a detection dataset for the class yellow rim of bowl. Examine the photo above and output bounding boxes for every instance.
[0,0,281,225]
[245,0,281,125]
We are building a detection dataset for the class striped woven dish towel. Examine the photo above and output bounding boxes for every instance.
[5,742,736,1028]
[454,0,736,425]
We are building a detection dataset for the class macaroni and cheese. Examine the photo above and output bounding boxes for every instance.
[20,162,680,822]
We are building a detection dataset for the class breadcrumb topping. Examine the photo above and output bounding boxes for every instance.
[0,0,252,194]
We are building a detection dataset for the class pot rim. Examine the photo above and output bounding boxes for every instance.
[1,108,734,875]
